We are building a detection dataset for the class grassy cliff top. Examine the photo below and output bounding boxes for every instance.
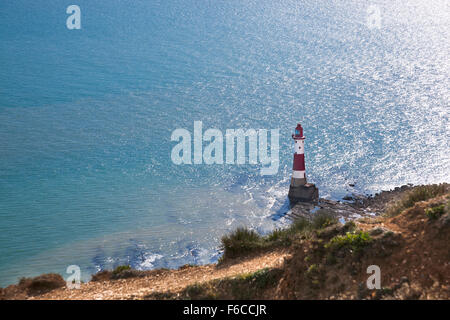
[1,183,449,300]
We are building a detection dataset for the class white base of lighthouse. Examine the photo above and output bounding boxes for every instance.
[292,170,305,179]
[291,170,307,187]
[290,178,307,187]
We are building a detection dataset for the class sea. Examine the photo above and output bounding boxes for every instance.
[0,0,449,286]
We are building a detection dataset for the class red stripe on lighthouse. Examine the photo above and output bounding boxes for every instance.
[293,153,305,171]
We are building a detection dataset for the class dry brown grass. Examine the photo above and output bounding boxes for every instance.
[385,183,449,216]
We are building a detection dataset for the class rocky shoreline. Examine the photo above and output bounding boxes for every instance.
[283,184,415,225]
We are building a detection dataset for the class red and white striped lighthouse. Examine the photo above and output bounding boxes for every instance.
[291,123,307,187]
[288,123,319,202]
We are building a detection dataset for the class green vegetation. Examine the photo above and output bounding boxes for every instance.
[425,204,445,220]
[385,184,448,216]
[232,268,280,291]
[184,283,209,298]
[180,268,282,300]
[325,230,372,253]
[220,211,338,261]
[305,264,325,288]
[220,227,265,260]
[311,210,337,229]
[112,265,131,275]
[305,264,321,278]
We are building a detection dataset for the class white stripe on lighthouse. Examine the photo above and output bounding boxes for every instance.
[293,170,305,178]
[294,140,304,154]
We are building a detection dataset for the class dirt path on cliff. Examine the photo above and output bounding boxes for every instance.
[31,250,290,300]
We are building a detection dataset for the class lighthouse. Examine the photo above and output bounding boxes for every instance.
[288,123,319,202]
[291,123,307,186]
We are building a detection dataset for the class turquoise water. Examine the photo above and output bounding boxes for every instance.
[0,0,449,286]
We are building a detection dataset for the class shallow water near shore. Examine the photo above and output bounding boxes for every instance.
[0,0,449,286]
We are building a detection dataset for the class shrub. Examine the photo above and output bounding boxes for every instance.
[312,210,338,229]
[112,265,131,275]
[267,218,313,242]
[325,231,372,253]
[242,268,279,289]
[91,270,112,282]
[385,184,448,216]
[220,227,263,259]
[184,283,206,297]
[220,213,340,261]
[265,228,289,243]
[289,218,312,233]
[425,204,445,220]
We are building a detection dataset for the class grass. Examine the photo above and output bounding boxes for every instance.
[385,184,448,216]
[239,268,281,289]
[312,209,337,229]
[220,228,264,260]
[220,211,338,261]
[325,230,372,253]
[180,268,282,299]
